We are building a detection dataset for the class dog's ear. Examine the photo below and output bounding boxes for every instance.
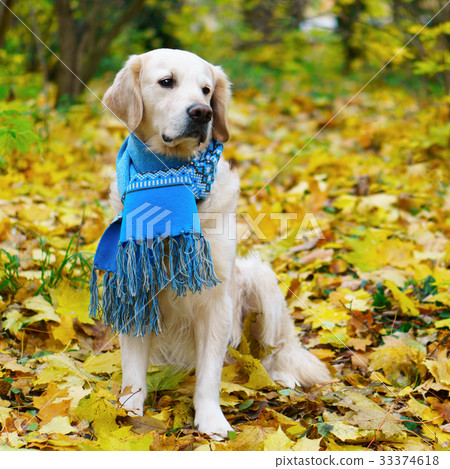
[211,66,231,143]
[103,55,143,131]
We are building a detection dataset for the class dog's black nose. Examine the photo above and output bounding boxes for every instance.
[187,104,212,125]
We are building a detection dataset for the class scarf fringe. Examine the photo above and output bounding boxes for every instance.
[89,232,220,337]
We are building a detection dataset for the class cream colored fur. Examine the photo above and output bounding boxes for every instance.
[104,49,330,438]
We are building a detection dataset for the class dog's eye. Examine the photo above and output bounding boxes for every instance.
[158,78,174,88]
[202,86,211,95]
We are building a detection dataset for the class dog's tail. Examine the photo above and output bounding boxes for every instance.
[233,254,331,388]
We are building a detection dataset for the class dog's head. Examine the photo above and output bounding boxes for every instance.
[103,48,231,157]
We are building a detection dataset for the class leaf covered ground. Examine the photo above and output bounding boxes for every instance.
[0,83,449,451]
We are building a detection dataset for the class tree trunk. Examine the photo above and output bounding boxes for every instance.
[54,0,145,102]
[0,0,15,48]
[336,0,366,74]
[29,1,49,97]
[54,0,82,99]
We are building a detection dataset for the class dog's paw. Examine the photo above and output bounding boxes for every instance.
[119,392,145,417]
[195,407,233,439]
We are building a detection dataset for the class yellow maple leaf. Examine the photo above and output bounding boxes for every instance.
[52,314,77,345]
[0,208,12,242]
[39,416,78,435]
[424,358,450,387]
[347,337,372,351]
[342,231,389,272]
[422,424,450,445]
[220,380,260,397]
[285,423,307,438]
[83,351,121,374]
[303,301,349,330]
[34,352,99,386]
[3,297,61,336]
[263,426,292,451]
[430,292,450,307]
[329,288,372,311]
[0,430,27,448]
[77,387,125,437]
[228,348,277,390]
[407,396,443,424]
[97,427,154,451]
[0,406,12,428]
[292,437,322,451]
[50,280,94,325]
[327,420,374,443]
[3,358,32,373]
[343,391,406,440]
[173,400,194,429]
[326,440,368,451]
[385,280,419,316]
[227,424,275,451]
[319,327,349,347]
[370,340,425,387]
[23,295,61,323]
[333,194,357,214]
[435,318,450,329]
[33,381,68,410]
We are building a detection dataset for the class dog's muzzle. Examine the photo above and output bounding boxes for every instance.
[181,104,212,143]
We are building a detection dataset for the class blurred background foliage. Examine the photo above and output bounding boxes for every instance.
[0,0,448,104]
[0,0,448,174]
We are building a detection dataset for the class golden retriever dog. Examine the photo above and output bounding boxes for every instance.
[103,49,330,438]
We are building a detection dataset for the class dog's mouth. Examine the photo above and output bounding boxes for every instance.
[184,130,207,143]
[162,122,209,147]
[181,125,209,144]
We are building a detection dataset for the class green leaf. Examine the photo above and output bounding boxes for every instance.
[26,422,38,432]
[238,399,254,410]
[146,365,190,394]
[401,416,417,431]
[317,422,333,437]
[372,283,391,309]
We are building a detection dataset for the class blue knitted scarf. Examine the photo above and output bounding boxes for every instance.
[89,134,222,336]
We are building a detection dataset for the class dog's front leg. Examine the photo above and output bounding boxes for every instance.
[193,288,233,438]
[119,333,151,416]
